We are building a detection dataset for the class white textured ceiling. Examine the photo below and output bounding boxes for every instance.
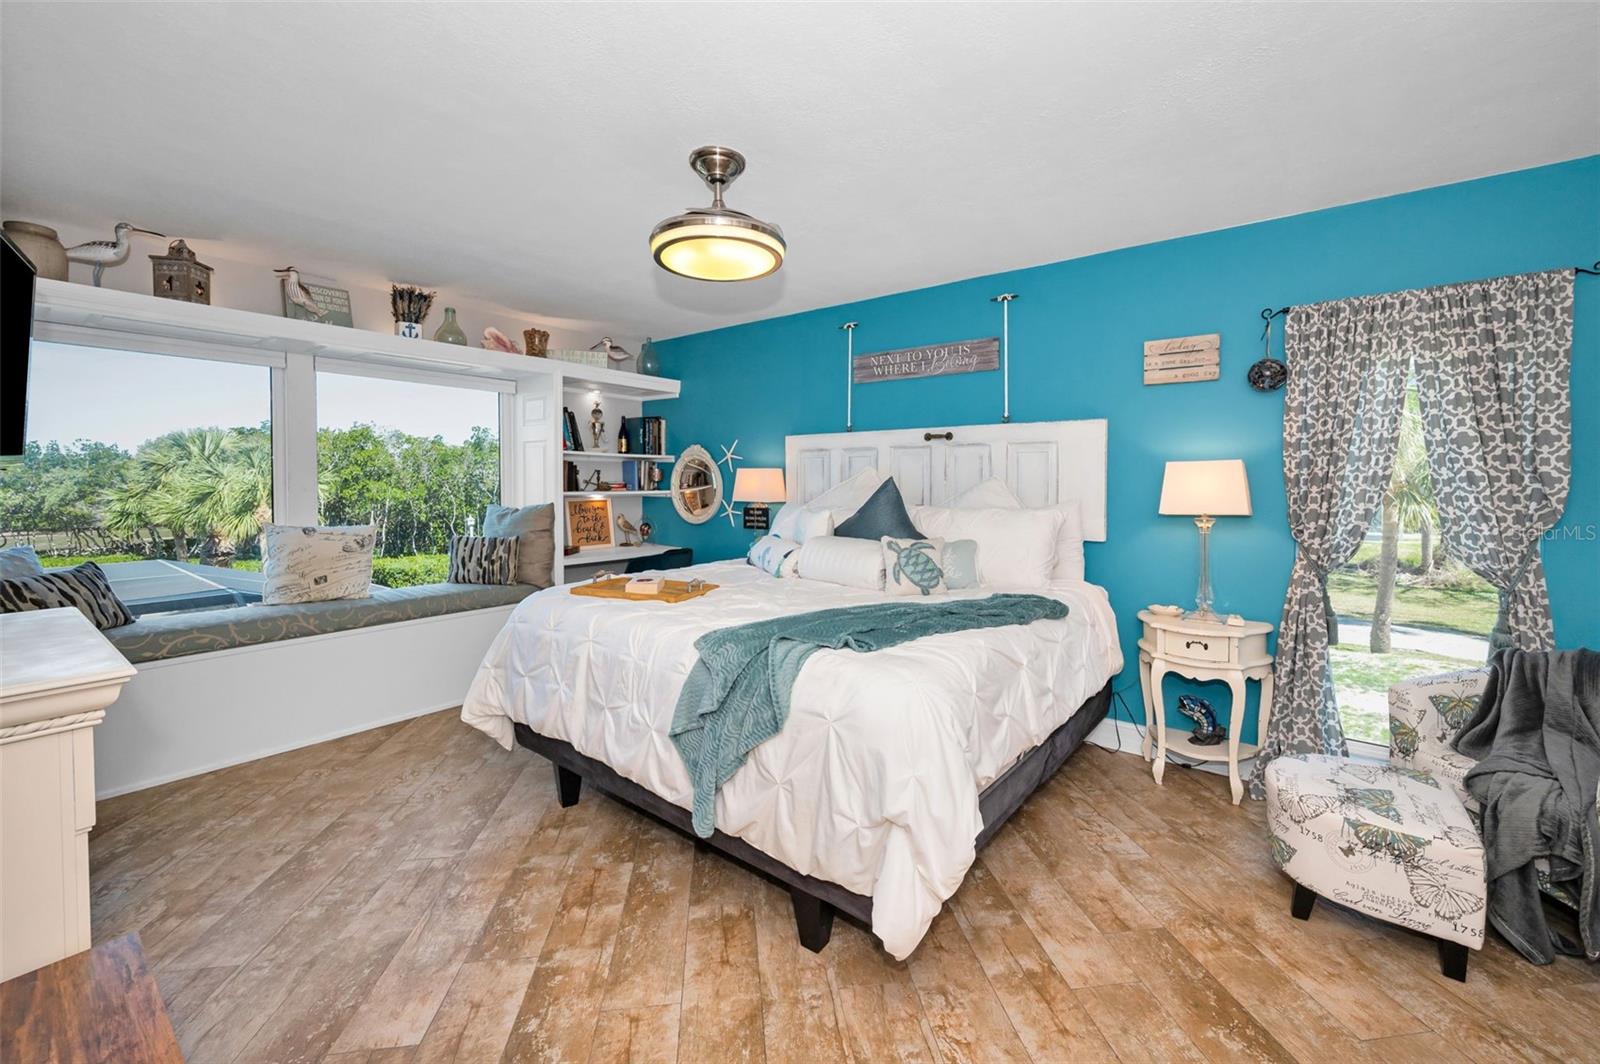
[3,2,1596,339]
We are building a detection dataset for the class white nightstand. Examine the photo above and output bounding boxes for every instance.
[1137,609,1274,804]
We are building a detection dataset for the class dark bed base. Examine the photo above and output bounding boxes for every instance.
[511,679,1112,953]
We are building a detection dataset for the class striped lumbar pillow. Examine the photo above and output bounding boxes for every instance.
[448,535,519,585]
[0,560,136,630]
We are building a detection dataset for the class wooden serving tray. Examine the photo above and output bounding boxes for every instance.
[569,577,719,603]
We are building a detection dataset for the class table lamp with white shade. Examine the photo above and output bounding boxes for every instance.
[1159,459,1252,620]
[732,467,786,532]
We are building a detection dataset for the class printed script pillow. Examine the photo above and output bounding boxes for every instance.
[0,560,135,630]
[880,536,947,596]
[941,539,980,590]
[261,523,376,605]
[448,535,519,585]
[747,534,800,577]
[483,503,555,588]
[0,545,45,580]
[835,477,922,540]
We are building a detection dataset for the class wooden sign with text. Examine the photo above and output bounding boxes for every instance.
[566,497,614,549]
[853,337,999,384]
[1143,334,1220,385]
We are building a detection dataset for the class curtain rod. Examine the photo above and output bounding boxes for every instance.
[1260,261,1600,322]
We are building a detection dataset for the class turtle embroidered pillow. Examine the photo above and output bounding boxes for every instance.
[880,536,947,597]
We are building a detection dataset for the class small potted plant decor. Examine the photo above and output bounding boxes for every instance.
[390,284,436,339]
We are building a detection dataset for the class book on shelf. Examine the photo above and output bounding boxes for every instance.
[630,415,667,456]
[562,407,584,451]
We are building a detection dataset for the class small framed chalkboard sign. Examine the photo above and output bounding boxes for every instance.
[566,497,614,549]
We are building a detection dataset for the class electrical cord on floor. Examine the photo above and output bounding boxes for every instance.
[1105,680,1196,770]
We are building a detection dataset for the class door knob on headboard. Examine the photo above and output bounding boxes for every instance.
[923,431,954,441]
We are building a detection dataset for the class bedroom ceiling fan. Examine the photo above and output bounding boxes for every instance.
[649,146,786,282]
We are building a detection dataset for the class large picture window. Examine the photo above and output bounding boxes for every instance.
[1329,386,1494,746]
[316,370,501,587]
[1,341,273,569]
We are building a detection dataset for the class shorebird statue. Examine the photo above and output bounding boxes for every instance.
[589,336,633,363]
[274,266,328,320]
[66,222,165,286]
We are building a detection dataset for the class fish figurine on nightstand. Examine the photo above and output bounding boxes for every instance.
[1176,694,1227,746]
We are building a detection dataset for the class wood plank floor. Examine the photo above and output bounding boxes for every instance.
[90,709,1599,1063]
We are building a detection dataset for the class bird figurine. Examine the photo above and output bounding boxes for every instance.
[274,266,328,320]
[615,514,642,547]
[589,336,633,363]
[66,222,165,286]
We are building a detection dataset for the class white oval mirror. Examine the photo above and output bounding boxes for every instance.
[671,444,723,524]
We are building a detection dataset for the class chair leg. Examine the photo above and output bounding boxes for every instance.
[554,765,582,808]
[791,887,835,953]
[1290,882,1317,920]
[1437,939,1469,982]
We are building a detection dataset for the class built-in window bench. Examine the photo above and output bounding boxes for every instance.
[92,581,540,797]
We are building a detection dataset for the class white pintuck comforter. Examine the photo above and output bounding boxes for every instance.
[461,560,1122,958]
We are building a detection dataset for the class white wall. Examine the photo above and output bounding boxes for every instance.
[7,215,644,366]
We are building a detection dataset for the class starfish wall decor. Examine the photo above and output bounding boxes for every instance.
[719,439,743,469]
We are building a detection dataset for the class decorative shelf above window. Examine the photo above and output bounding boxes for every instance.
[30,280,681,401]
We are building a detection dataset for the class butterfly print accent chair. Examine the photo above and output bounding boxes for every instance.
[1263,753,1486,981]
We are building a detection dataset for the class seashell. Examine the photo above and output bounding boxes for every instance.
[482,326,522,353]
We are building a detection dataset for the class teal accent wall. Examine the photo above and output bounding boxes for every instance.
[644,157,1600,742]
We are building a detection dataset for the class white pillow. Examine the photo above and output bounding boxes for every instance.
[793,508,835,544]
[881,536,947,597]
[793,535,885,591]
[261,523,376,605]
[949,478,1022,509]
[770,467,887,541]
[925,478,1085,582]
[910,507,1061,589]
[747,534,800,577]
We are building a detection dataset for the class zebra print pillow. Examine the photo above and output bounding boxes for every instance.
[0,560,136,630]
[448,535,519,585]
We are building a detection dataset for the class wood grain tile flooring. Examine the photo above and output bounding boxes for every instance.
[90,709,1599,1063]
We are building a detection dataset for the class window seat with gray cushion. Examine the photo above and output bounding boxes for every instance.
[105,581,538,664]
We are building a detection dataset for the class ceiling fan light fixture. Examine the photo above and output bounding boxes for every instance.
[650,146,785,282]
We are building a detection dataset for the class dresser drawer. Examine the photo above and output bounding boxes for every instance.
[1157,628,1230,663]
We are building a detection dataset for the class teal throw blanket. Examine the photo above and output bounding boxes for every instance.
[670,594,1069,837]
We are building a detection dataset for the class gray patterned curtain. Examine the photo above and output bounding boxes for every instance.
[1410,270,1573,652]
[1249,295,1412,797]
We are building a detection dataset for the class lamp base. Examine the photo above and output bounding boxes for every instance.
[1183,607,1222,623]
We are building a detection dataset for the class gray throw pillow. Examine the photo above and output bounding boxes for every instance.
[835,478,922,540]
[448,535,519,585]
[483,503,555,588]
[0,545,45,580]
[942,539,980,589]
[0,560,136,630]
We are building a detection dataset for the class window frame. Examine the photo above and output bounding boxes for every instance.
[24,321,513,540]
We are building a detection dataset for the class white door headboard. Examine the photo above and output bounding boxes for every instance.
[784,419,1107,540]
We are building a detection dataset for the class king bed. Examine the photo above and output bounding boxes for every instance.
[460,420,1123,959]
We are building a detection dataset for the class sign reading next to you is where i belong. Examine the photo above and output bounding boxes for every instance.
[853,337,1000,383]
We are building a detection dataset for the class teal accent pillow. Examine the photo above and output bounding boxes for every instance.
[834,478,922,540]
[942,539,980,589]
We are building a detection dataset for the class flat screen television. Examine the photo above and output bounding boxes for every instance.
[1,230,36,467]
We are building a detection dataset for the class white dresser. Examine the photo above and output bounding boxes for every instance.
[0,608,136,981]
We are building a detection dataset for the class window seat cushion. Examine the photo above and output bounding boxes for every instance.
[105,581,538,664]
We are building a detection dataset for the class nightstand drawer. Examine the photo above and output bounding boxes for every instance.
[1157,629,1230,663]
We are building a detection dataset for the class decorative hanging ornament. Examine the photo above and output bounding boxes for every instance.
[1248,311,1288,391]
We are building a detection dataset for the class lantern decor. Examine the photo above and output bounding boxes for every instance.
[150,239,213,304]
